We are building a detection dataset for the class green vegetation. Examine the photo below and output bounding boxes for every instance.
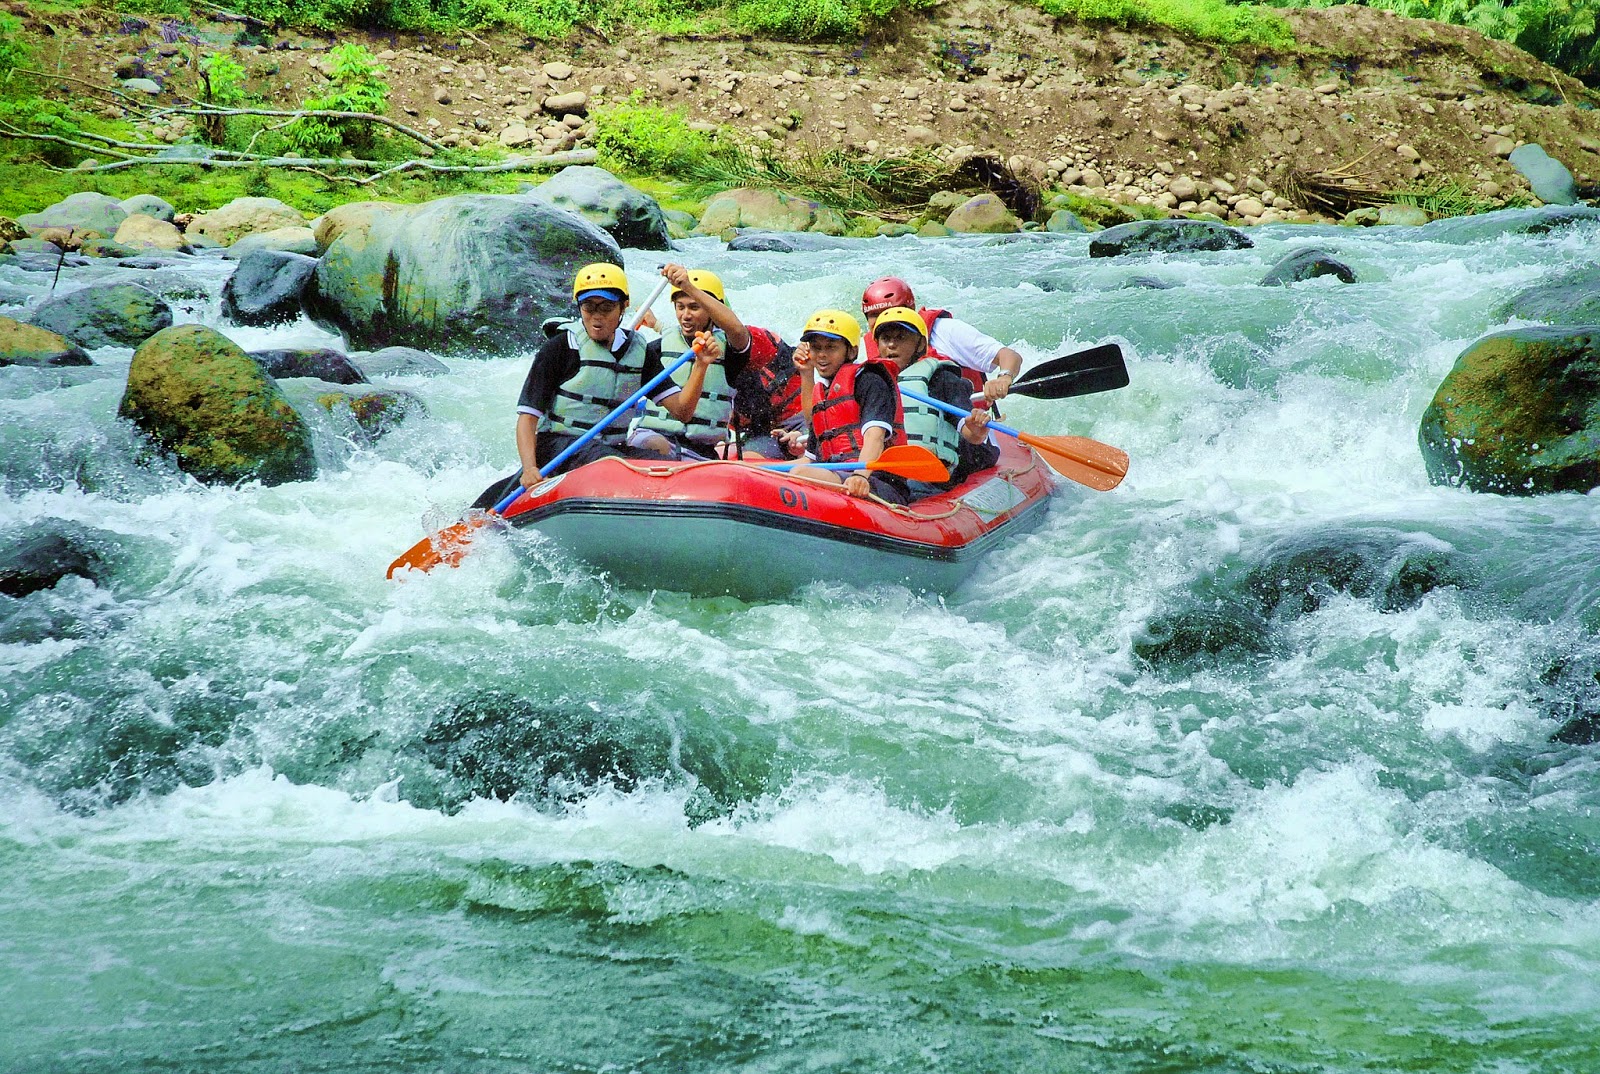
[1389,177,1532,216]
[289,42,390,157]
[590,94,729,177]
[0,14,26,80]
[1282,0,1600,84]
[1038,0,1295,47]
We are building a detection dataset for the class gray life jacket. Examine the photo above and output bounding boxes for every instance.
[539,321,649,444]
[896,356,964,468]
[630,324,734,445]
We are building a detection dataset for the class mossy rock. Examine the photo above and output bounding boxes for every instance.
[694,188,848,236]
[29,282,173,350]
[1419,325,1600,495]
[316,386,426,441]
[0,316,91,367]
[1495,265,1600,326]
[120,324,316,486]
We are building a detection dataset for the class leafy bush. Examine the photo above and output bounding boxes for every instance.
[288,42,389,158]
[0,13,27,82]
[1038,0,1296,46]
[198,52,249,144]
[590,95,728,176]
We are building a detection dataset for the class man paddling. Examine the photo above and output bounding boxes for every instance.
[859,276,1024,403]
[471,263,721,509]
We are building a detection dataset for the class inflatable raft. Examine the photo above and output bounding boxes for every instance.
[497,437,1057,597]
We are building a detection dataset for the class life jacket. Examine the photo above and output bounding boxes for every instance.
[863,307,986,394]
[732,326,801,431]
[539,321,649,444]
[896,356,964,469]
[630,324,733,444]
[810,360,907,464]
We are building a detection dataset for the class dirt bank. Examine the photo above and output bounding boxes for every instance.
[15,2,1600,222]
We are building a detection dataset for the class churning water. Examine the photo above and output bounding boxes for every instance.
[3,213,1600,1073]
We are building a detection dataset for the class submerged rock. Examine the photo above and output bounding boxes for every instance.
[1419,326,1600,495]
[305,193,622,356]
[1089,219,1253,257]
[520,165,671,250]
[0,316,91,367]
[1259,247,1357,286]
[28,282,173,350]
[120,324,316,486]
[351,345,449,377]
[315,386,426,440]
[0,519,118,597]
[252,346,368,384]
[1495,265,1600,327]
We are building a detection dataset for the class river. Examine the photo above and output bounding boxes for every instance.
[3,212,1599,1073]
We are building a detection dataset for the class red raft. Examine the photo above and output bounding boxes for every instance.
[497,437,1058,598]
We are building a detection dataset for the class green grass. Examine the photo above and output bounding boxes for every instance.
[1035,0,1296,46]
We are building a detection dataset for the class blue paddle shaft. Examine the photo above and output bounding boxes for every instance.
[765,460,873,473]
[492,347,696,515]
[898,387,1015,438]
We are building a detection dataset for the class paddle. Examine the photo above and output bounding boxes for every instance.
[1006,342,1128,400]
[899,387,1129,492]
[754,444,949,483]
[388,276,676,578]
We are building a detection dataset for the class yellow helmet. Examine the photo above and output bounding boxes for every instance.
[672,269,726,304]
[871,306,928,340]
[572,262,628,303]
[800,309,862,349]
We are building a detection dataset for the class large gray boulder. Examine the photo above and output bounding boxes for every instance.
[1259,247,1357,286]
[120,324,316,486]
[119,194,175,222]
[1508,143,1578,206]
[18,192,128,238]
[221,249,317,327]
[695,188,849,236]
[521,166,670,250]
[945,193,1023,234]
[251,347,368,384]
[1089,219,1254,257]
[351,346,448,377]
[304,193,624,356]
[29,282,173,350]
[0,519,119,597]
[1419,325,1600,495]
[0,316,91,367]
[1496,265,1600,326]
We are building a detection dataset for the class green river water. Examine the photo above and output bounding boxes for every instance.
[2,212,1599,1072]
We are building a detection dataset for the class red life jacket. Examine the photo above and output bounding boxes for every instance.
[733,326,801,431]
[810,361,907,464]
[864,308,986,394]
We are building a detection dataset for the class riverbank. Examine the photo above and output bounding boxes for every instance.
[3,2,1600,226]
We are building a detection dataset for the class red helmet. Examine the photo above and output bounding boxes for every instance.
[861,276,915,317]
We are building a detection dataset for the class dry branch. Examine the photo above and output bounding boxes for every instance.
[150,105,448,152]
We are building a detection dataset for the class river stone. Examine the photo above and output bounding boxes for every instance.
[315,386,425,440]
[187,196,306,247]
[77,239,142,259]
[119,194,175,222]
[113,214,185,251]
[1508,143,1578,206]
[1377,204,1431,226]
[1259,247,1357,286]
[1045,209,1090,233]
[120,324,317,486]
[1495,265,1600,326]
[304,192,624,356]
[520,165,670,250]
[695,188,848,236]
[220,249,317,327]
[29,283,173,350]
[1088,219,1254,257]
[0,316,91,367]
[0,217,25,242]
[252,347,368,384]
[9,238,62,257]
[945,193,1022,234]
[1421,206,1600,244]
[662,208,696,240]
[1122,275,1175,290]
[313,200,401,252]
[226,226,319,257]
[351,345,448,377]
[0,519,117,597]
[1419,325,1600,495]
[725,231,864,253]
[18,192,128,237]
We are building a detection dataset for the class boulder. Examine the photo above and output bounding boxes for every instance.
[1377,204,1430,226]
[0,316,91,367]
[18,192,128,237]
[1421,206,1600,244]
[187,196,306,247]
[77,239,141,259]
[1259,247,1357,286]
[0,520,118,597]
[119,194,176,221]
[1508,143,1578,206]
[220,249,317,327]
[725,231,863,253]
[226,226,319,257]
[304,193,624,356]
[315,386,426,440]
[120,324,317,486]
[1088,218,1254,257]
[695,188,848,236]
[113,214,186,251]
[1045,209,1089,233]
[29,283,173,350]
[1496,265,1600,326]
[252,347,368,384]
[944,193,1022,234]
[520,165,670,250]
[662,208,696,240]
[0,217,26,242]
[1419,325,1600,495]
[351,346,449,377]
[312,200,400,253]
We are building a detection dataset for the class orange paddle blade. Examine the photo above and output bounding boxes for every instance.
[866,444,950,482]
[386,512,496,578]
[1017,432,1130,491]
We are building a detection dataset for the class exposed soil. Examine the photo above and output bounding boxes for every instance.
[14,1,1600,222]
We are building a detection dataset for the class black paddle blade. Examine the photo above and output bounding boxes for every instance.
[1010,343,1128,400]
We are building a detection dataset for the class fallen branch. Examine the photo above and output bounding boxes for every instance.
[150,105,448,152]
[190,0,273,27]
[352,148,595,184]
[0,121,143,161]
[36,147,596,185]
[14,67,158,114]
